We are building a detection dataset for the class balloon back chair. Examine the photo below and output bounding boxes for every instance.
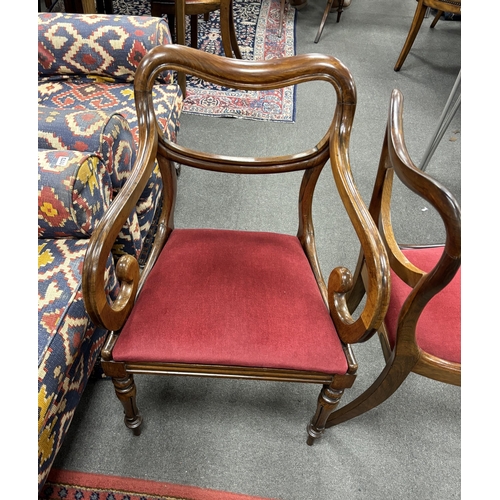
[82,45,390,445]
[394,0,462,71]
[325,89,461,430]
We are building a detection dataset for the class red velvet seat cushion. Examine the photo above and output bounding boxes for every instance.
[384,246,461,363]
[113,229,347,374]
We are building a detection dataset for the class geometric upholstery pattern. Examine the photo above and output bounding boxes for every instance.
[38,13,175,84]
[37,12,184,492]
[37,106,136,194]
[384,246,461,363]
[38,78,183,150]
[38,108,142,258]
[38,80,182,248]
[38,238,119,489]
[38,149,112,239]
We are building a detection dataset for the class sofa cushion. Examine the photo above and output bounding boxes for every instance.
[38,13,174,84]
[37,79,182,147]
[38,106,135,193]
[38,108,143,258]
[38,149,112,239]
[38,79,183,242]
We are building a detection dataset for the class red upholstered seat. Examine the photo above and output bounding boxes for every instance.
[384,246,461,363]
[113,229,348,374]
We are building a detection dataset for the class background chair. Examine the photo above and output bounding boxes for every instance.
[325,88,461,430]
[82,45,391,445]
[314,0,347,44]
[394,0,462,71]
[152,0,241,58]
[151,0,242,96]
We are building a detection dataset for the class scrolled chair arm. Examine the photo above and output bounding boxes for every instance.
[82,86,159,332]
[327,125,391,345]
[328,228,391,345]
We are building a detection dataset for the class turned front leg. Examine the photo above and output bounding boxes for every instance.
[307,384,344,445]
[112,374,143,435]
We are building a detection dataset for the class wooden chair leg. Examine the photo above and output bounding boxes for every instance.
[190,14,198,49]
[430,10,443,28]
[81,0,97,13]
[314,0,334,44]
[112,374,143,435]
[325,356,414,429]
[279,0,286,38]
[394,0,427,71]
[229,1,242,59]
[220,0,242,59]
[175,0,187,97]
[306,384,345,445]
[336,0,345,22]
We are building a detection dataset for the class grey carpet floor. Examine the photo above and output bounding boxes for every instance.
[48,1,461,499]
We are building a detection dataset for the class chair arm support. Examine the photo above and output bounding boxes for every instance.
[82,89,159,332]
[383,89,461,315]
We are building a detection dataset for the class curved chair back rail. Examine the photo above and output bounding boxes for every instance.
[82,45,391,444]
[325,88,461,429]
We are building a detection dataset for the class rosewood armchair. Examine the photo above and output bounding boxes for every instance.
[325,89,461,430]
[82,45,390,445]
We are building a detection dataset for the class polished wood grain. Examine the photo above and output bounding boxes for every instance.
[82,46,391,444]
[325,88,461,429]
[394,0,462,71]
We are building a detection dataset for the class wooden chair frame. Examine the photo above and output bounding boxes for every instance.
[394,0,462,71]
[325,89,461,429]
[82,45,390,444]
[152,0,241,97]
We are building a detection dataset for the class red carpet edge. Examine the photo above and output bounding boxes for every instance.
[41,468,279,500]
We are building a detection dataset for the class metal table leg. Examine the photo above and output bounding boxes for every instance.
[420,70,461,172]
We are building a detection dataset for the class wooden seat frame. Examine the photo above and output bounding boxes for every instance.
[82,45,390,445]
[325,89,461,430]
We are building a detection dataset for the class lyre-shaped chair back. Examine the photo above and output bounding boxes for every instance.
[325,88,461,429]
[82,45,390,444]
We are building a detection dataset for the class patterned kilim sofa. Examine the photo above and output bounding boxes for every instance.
[37,12,183,491]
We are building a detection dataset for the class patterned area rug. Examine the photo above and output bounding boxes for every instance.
[113,0,297,122]
[40,469,278,500]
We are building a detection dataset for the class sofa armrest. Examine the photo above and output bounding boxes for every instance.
[38,13,174,83]
[38,149,112,238]
[38,106,135,195]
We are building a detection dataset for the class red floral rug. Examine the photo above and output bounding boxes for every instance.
[181,0,297,122]
[40,469,278,500]
[112,0,297,122]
